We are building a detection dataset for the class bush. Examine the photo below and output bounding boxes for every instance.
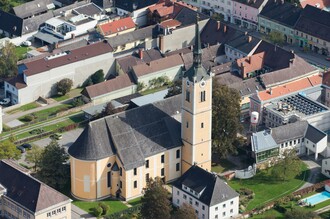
[23,115,34,122]
[57,78,73,95]
[93,206,103,217]
[91,69,105,84]
[72,96,85,107]
[98,202,110,215]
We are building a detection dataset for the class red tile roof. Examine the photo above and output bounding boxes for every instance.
[156,5,174,16]
[82,73,135,99]
[98,17,135,36]
[6,74,27,90]
[258,74,322,101]
[160,19,181,28]
[236,52,265,78]
[322,71,330,87]
[300,0,330,10]
[23,41,113,77]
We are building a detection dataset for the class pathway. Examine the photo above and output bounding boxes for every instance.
[298,156,322,190]
[71,204,96,219]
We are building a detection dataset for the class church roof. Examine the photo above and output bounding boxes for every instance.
[69,95,182,170]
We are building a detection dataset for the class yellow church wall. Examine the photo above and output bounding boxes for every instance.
[193,111,212,144]
[182,78,194,111]
[181,110,193,143]
[193,141,212,170]
[97,156,116,198]
[193,80,212,113]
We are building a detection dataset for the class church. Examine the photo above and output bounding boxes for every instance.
[68,18,213,201]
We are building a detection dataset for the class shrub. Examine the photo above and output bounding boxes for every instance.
[93,206,103,217]
[72,96,85,107]
[23,115,34,122]
[98,202,110,215]
[91,69,105,84]
[56,78,73,95]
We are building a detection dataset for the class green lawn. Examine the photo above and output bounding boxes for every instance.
[128,197,142,206]
[7,102,40,114]
[211,159,237,173]
[52,94,70,102]
[251,209,284,218]
[228,162,309,211]
[73,199,128,215]
[320,210,330,218]
[140,86,167,95]
[15,46,31,60]
[18,104,73,122]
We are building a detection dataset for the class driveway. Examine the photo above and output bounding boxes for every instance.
[299,156,322,190]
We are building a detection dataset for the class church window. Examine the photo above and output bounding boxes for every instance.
[161,168,165,176]
[145,160,149,168]
[161,155,165,163]
[120,181,122,188]
[134,181,137,188]
[201,122,204,128]
[176,163,180,171]
[186,122,189,128]
[134,168,137,175]
[146,173,150,182]
[120,167,122,176]
[107,171,111,188]
[107,163,111,168]
[176,149,180,158]
[201,91,206,102]
[186,90,190,102]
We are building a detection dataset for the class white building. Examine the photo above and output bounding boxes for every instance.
[5,40,114,105]
[172,165,239,219]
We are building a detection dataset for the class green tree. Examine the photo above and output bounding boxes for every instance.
[172,203,197,219]
[101,102,119,117]
[56,78,73,95]
[137,82,146,92]
[271,149,301,181]
[141,177,172,219]
[91,69,105,84]
[25,145,43,171]
[268,31,285,45]
[0,140,21,160]
[0,0,11,12]
[37,139,69,189]
[165,80,182,98]
[212,81,242,158]
[285,208,320,219]
[0,41,18,79]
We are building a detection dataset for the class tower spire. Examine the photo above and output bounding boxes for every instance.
[193,14,202,67]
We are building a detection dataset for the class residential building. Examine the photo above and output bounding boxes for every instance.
[97,17,136,38]
[68,20,215,201]
[5,40,114,105]
[0,159,71,219]
[322,159,330,178]
[251,120,328,163]
[232,0,268,30]
[91,0,114,12]
[12,0,55,19]
[258,0,302,44]
[299,0,330,11]
[172,165,239,219]
[294,5,330,55]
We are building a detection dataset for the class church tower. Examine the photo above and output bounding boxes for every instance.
[181,16,212,173]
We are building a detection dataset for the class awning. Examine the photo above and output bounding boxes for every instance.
[33,31,62,44]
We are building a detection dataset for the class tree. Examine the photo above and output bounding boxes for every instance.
[172,203,197,219]
[0,0,11,12]
[25,145,43,171]
[141,177,172,219]
[165,80,182,98]
[271,149,301,181]
[285,208,320,219]
[0,140,21,160]
[268,31,285,45]
[56,78,73,95]
[0,41,18,79]
[212,81,242,158]
[37,139,69,189]
[91,69,105,84]
[101,102,120,117]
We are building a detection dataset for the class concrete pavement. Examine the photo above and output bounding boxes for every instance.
[298,156,322,190]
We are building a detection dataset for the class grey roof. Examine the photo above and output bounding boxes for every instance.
[130,89,168,107]
[271,120,308,144]
[305,124,326,144]
[91,0,114,9]
[174,165,239,206]
[260,1,302,28]
[115,0,159,12]
[34,31,61,44]
[0,10,23,36]
[295,5,330,42]
[109,25,157,48]
[83,103,107,116]
[251,130,278,153]
[73,3,103,16]
[0,160,70,213]
[174,8,209,27]
[13,0,53,19]
[69,95,182,170]
[226,34,261,55]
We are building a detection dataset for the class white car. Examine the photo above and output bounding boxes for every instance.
[0,98,10,105]
[22,41,31,46]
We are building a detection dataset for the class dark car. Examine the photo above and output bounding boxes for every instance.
[21,143,32,150]
[16,145,26,153]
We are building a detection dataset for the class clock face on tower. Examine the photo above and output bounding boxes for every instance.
[200,80,206,88]
[186,80,190,87]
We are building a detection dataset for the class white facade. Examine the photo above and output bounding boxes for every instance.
[5,51,115,105]
[322,159,330,178]
[172,186,239,219]
[305,135,328,160]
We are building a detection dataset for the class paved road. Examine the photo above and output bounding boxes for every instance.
[298,156,321,190]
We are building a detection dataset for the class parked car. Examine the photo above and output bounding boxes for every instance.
[50,133,62,140]
[21,143,32,150]
[0,98,10,105]
[16,145,26,153]
[21,41,31,46]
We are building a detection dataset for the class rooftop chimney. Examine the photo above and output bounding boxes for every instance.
[223,25,227,33]
[217,21,221,31]
[247,36,252,43]
[139,48,144,60]
[269,87,273,95]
